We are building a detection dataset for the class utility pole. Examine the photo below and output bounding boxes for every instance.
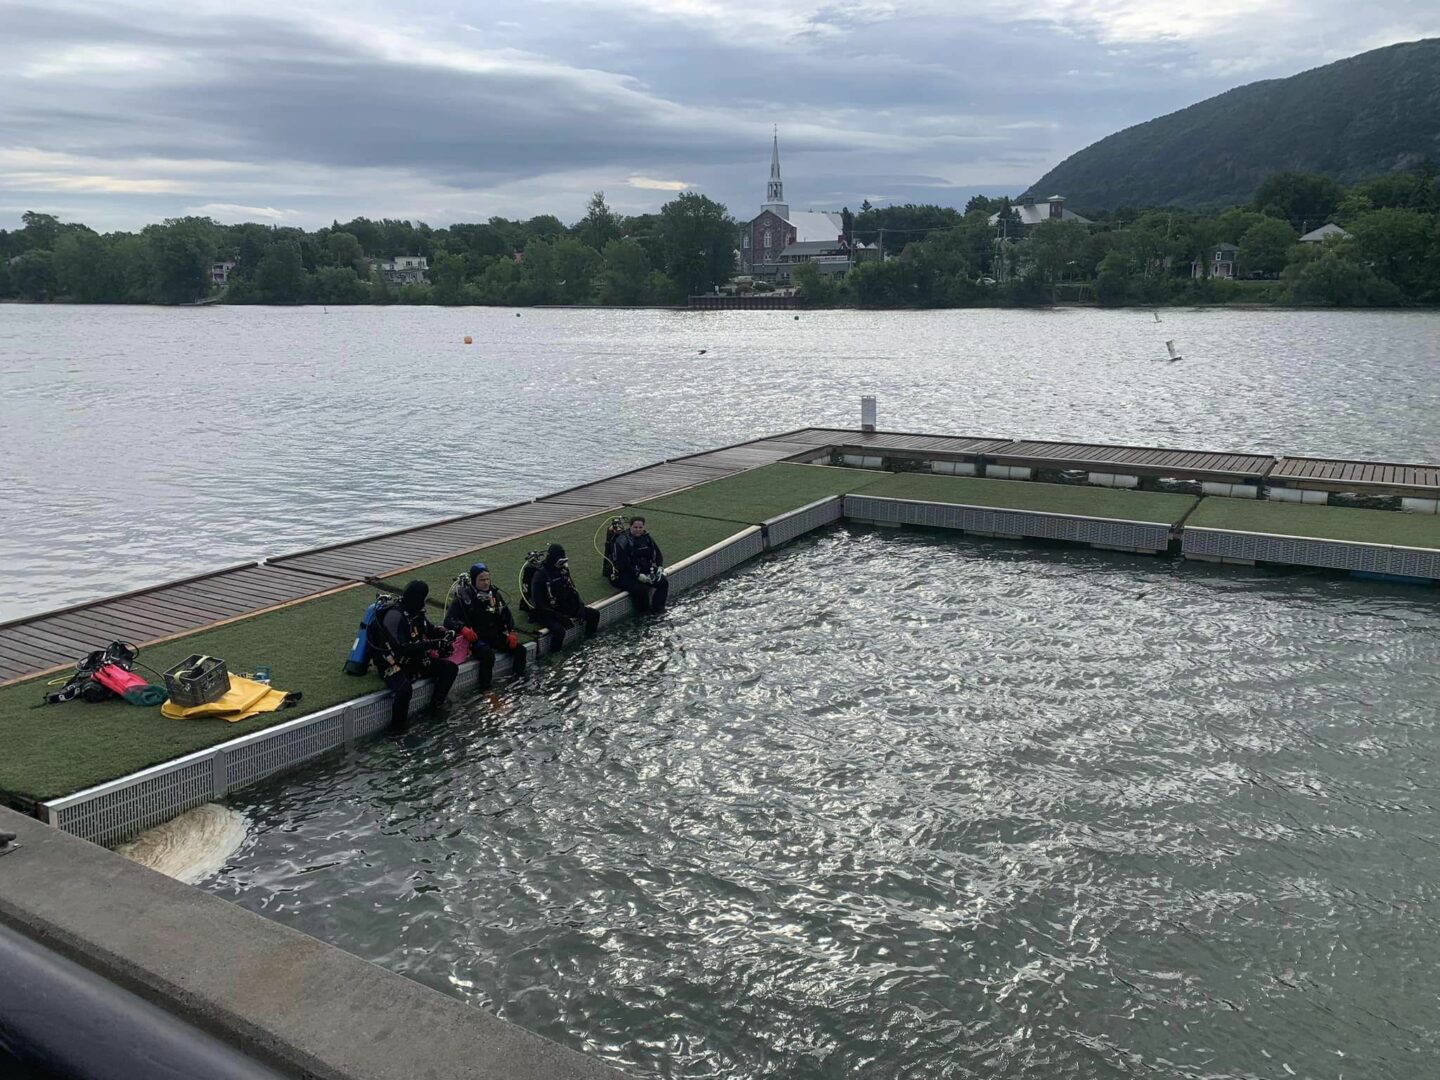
[878,227,885,262]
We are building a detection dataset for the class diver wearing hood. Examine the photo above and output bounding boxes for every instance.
[611,515,668,613]
[527,543,598,650]
[444,562,526,687]
[368,580,458,727]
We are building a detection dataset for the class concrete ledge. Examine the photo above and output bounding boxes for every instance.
[0,807,624,1080]
[0,919,288,1080]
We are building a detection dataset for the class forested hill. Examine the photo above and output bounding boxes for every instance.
[1028,38,1440,211]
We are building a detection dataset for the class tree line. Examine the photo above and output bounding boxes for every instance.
[0,192,736,307]
[804,166,1440,308]
[4,166,1439,309]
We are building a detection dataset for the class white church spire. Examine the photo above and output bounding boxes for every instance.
[761,125,788,219]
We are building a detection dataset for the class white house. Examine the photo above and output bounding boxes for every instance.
[378,256,429,285]
[1192,244,1240,279]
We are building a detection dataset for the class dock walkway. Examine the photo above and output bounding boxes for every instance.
[3,425,1439,844]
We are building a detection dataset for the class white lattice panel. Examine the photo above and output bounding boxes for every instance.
[49,758,216,847]
[223,712,347,792]
[669,530,765,595]
[763,496,844,549]
[843,495,1170,551]
[1184,528,1440,578]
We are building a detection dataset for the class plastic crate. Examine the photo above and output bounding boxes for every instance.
[163,654,230,707]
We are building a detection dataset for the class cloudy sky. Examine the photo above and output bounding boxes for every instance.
[4,0,1438,231]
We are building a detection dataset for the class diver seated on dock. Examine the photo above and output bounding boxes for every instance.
[526,544,599,649]
[369,581,458,727]
[444,562,526,687]
[611,516,668,613]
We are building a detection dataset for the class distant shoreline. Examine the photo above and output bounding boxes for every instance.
[5,298,1439,313]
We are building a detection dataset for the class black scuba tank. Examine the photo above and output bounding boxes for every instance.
[602,517,626,584]
[519,551,546,614]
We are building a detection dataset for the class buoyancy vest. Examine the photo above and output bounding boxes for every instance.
[614,532,663,580]
[446,577,513,640]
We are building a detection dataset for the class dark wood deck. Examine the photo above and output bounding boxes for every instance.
[1271,456,1440,496]
[988,440,1275,481]
[805,428,1275,481]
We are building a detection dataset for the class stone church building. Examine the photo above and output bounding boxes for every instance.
[739,131,873,281]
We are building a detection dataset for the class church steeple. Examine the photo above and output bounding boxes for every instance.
[761,126,788,219]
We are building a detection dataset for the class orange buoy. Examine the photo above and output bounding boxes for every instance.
[463,336,473,344]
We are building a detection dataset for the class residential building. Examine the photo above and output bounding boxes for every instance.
[1299,223,1352,244]
[739,131,874,282]
[1192,244,1240,279]
[378,255,429,285]
[988,195,1092,229]
[211,260,236,287]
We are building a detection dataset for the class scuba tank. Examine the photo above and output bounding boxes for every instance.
[602,516,626,584]
[344,594,397,675]
[518,550,546,614]
[444,572,473,615]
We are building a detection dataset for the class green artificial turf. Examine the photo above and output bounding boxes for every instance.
[859,472,1200,525]
[1186,498,1440,549]
[635,462,890,522]
[0,506,751,802]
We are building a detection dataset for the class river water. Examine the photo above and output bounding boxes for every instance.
[5,306,1440,1078]
[2,305,1437,622]
[207,531,1440,1079]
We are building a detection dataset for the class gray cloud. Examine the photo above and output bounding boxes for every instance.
[3,0,1439,230]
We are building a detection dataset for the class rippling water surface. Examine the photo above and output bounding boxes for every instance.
[8,305,1440,1077]
[209,531,1440,1079]
[2,305,1438,620]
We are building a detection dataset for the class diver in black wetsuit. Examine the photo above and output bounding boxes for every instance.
[368,580,457,727]
[528,544,598,650]
[611,516,669,613]
[444,562,526,687]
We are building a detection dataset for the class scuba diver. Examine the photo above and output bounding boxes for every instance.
[444,562,526,687]
[611,515,669,613]
[526,543,599,650]
[367,580,457,728]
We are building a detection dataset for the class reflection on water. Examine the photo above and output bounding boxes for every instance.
[208,529,1440,1079]
[3,305,1439,620]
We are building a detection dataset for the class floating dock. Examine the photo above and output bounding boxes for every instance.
[3,425,1438,848]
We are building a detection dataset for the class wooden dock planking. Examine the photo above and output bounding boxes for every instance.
[1271,456,1440,495]
[827,431,1014,455]
[990,439,1275,481]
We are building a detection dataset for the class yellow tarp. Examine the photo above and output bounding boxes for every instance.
[161,676,293,723]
